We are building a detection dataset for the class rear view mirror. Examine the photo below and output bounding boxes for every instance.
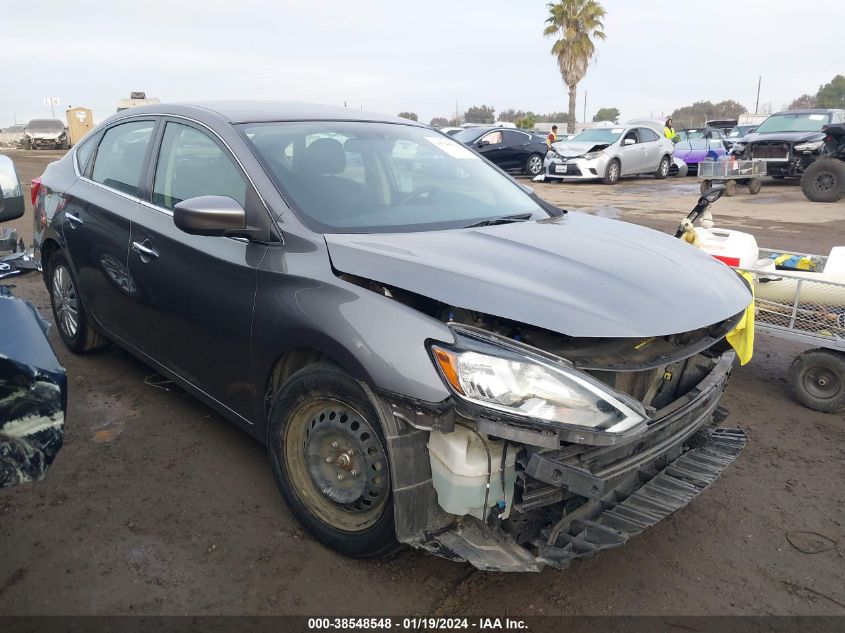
[0,155,25,223]
[174,195,247,236]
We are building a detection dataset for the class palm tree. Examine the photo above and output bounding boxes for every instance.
[543,0,606,134]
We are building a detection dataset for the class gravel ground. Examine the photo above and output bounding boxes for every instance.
[1,149,843,616]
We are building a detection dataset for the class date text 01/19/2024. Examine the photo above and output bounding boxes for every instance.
[307,618,529,630]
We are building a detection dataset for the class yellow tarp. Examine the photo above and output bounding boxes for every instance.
[726,271,755,365]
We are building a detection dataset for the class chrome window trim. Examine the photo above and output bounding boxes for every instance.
[73,112,273,221]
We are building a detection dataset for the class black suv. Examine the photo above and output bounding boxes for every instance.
[731,109,845,178]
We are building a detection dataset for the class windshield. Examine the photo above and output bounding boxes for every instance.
[241,121,545,234]
[754,113,830,134]
[451,128,487,143]
[26,119,64,132]
[570,127,624,143]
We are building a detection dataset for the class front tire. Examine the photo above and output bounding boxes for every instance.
[48,252,107,353]
[654,155,671,179]
[603,159,621,185]
[789,349,845,413]
[267,363,401,558]
[801,158,845,203]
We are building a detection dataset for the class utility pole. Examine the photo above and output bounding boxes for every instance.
[755,76,761,114]
[455,99,459,125]
[583,90,588,124]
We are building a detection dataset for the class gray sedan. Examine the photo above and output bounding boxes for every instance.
[31,101,750,571]
[542,124,675,184]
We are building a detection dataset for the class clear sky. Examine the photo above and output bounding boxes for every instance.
[2,0,843,127]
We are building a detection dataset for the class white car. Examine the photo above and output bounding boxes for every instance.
[542,124,675,184]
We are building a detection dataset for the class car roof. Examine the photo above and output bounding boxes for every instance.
[771,108,845,115]
[112,101,420,126]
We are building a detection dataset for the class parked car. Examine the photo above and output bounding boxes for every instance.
[0,124,26,148]
[725,124,757,150]
[800,123,845,202]
[453,126,549,177]
[32,101,751,571]
[0,155,67,487]
[542,123,675,184]
[672,128,728,173]
[705,118,737,133]
[731,109,845,179]
[23,119,70,150]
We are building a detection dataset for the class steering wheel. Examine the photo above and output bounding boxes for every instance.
[401,185,441,205]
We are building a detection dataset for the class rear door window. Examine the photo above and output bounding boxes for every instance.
[90,121,155,196]
[503,130,529,145]
[152,122,247,210]
[638,128,659,142]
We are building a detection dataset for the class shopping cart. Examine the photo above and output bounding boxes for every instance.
[698,159,766,197]
[739,249,845,413]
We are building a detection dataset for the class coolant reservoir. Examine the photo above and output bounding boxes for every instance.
[694,227,759,268]
[427,426,517,521]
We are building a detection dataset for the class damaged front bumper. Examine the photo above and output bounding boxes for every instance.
[371,350,746,572]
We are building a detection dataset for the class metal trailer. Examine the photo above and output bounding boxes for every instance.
[698,159,766,197]
[739,249,845,413]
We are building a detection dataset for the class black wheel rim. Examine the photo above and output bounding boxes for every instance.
[283,399,389,531]
[803,365,842,401]
[814,172,836,192]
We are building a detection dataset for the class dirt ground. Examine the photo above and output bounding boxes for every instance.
[1,149,843,616]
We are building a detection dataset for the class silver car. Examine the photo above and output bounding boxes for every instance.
[542,123,675,184]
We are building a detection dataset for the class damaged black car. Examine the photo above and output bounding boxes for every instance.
[32,102,752,571]
[1,155,66,488]
[731,109,845,178]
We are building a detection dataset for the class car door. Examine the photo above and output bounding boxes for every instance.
[61,119,157,342]
[127,119,267,420]
[619,129,645,174]
[501,130,531,169]
[636,127,662,170]
[474,130,508,168]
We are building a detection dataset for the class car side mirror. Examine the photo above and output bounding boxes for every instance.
[477,139,490,147]
[174,195,247,237]
[0,155,25,223]
[623,138,636,146]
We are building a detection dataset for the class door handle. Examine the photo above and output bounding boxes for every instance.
[66,212,83,227]
[132,240,159,261]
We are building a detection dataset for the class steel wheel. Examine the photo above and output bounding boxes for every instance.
[802,365,841,401]
[283,399,390,532]
[52,264,79,339]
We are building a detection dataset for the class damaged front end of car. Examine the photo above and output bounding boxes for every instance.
[360,291,747,572]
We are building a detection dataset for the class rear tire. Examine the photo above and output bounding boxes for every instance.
[524,153,544,177]
[267,363,401,559]
[654,155,670,180]
[789,349,845,413]
[48,252,107,354]
[800,158,845,203]
[603,159,621,185]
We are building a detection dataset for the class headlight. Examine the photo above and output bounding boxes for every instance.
[430,339,647,439]
[583,150,604,161]
[547,150,561,161]
[794,140,823,152]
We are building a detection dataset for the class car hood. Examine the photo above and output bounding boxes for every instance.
[550,141,607,158]
[325,212,752,338]
[742,130,824,144]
